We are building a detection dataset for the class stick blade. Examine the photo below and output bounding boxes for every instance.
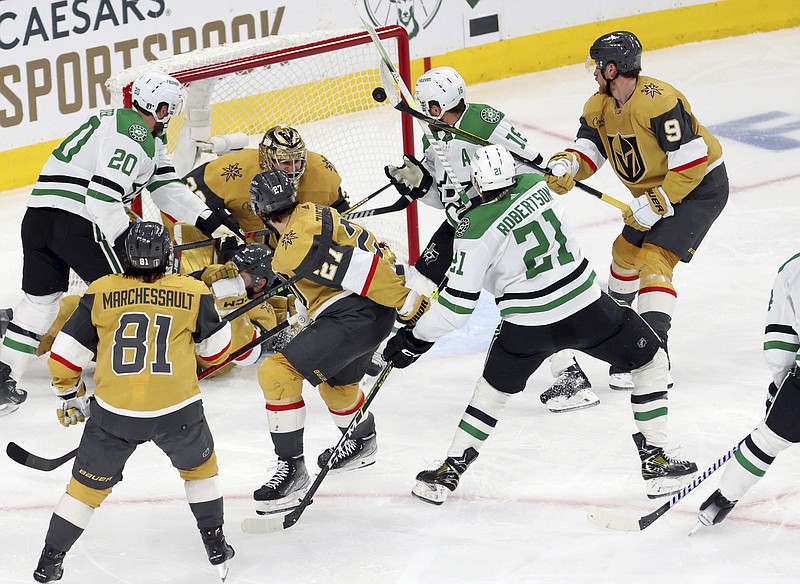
[6,442,30,465]
[586,507,644,532]
[240,514,290,534]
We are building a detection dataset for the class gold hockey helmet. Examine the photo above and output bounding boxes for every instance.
[258,125,308,186]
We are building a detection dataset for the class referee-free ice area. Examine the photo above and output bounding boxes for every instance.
[2,28,800,584]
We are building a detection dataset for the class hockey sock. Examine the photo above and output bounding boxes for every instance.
[631,348,669,446]
[45,493,94,553]
[185,477,224,530]
[718,421,789,502]
[266,398,306,459]
[608,261,638,307]
[1,292,61,381]
[447,377,511,457]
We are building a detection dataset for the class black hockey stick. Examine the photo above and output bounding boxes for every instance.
[586,443,739,531]
[345,196,411,219]
[241,363,394,534]
[392,101,629,212]
[6,442,79,472]
[343,183,393,215]
[174,228,272,252]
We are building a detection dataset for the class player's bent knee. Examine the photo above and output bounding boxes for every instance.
[319,381,360,412]
[258,352,305,401]
[66,477,112,509]
[611,235,641,272]
[179,451,219,481]
[638,244,680,281]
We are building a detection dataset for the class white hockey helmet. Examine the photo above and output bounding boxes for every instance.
[131,70,187,127]
[471,145,516,196]
[414,66,466,119]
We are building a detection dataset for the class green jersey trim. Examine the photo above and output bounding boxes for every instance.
[437,295,475,315]
[87,189,119,203]
[149,178,182,192]
[777,252,800,274]
[116,109,155,158]
[30,188,86,204]
[459,103,505,140]
[499,270,596,317]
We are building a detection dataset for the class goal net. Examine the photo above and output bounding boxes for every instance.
[106,26,418,265]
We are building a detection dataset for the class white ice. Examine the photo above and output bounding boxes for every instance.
[2,28,800,584]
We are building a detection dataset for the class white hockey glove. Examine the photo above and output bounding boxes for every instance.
[545,151,580,195]
[623,187,674,231]
[210,274,248,316]
[53,381,91,427]
[397,290,431,326]
[384,155,433,200]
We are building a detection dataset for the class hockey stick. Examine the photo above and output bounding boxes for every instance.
[345,196,411,219]
[174,228,271,252]
[241,363,394,534]
[343,183,393,215]
[6,442,79,472]
[586,443,739,531]
[197,313,308,380]
[391,100,629,212]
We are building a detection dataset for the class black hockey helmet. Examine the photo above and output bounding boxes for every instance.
[589,31,642,73]
[250,169,297,221]
[231,243,276,288]
[125,221,172,269]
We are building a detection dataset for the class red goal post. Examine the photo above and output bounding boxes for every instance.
[106,26,419,264]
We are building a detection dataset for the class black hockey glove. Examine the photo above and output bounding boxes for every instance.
[195,207,245,240]
[384,154,433,201]
[382,326,434,369]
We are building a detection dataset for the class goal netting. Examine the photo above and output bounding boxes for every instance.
[106,25,418,264]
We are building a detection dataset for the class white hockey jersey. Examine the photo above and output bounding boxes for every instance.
[421,103,543,223]
[28,108,208,243]
[413,174,601,343]
[763,252,800,385]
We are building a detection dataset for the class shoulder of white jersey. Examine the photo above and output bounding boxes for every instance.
[776,251,800,281]
[111,108,156,158]
[456,174,548,240]
[458,103,506,140]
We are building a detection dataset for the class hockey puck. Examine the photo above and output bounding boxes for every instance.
[372,87,387,102]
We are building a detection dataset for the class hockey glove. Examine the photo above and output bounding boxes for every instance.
[196,207,245,241]
[397,291,431,326]
[53,381,90,427]
[385,155,433,200]
[382,326,434,368]
[623,187,674,231]
[200,262,240,287]
[545,151,579,195]
[210,275,248,316]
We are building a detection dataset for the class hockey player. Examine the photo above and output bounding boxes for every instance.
[383,65,598,412]
[695,253,800,530]
[383,145,698,505]
[545,31,728,391]
[248,170,428,514]
[33,222,235,583]
[174,124,350,269]
[0,70,243,416]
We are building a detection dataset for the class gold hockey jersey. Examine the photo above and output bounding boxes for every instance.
[569,75,723,203]
[272,203,409,318]
[49,273,232,417]
[181,149,348,235]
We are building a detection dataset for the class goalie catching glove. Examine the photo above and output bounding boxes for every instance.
[623,187,674,231]
[382,326,434,368]
[385,154,433,201]
[53,381,90,427]
[545,151,580,195]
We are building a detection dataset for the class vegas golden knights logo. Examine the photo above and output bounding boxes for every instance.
[609,133,646,183]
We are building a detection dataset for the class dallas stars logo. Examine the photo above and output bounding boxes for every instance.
[642,83,663,98]
[220,163,243,182]
[281,230,297,249]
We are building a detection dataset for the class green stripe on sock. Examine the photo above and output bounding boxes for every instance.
[735,448,766,477]
[633,406,668,421]
[458,419,488,441]
[3,337,38,354]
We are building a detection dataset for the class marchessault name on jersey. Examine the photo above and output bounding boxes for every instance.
[101,287,195,311]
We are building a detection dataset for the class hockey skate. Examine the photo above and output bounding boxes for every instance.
[365,350,386,377]
[253,456,310,515]
[201,526,235,582]
[412,447,479,505]
[540,364,599,413]
[317,432,377,473]
[33,545,65,583]
[0,361,27,417]
[610,369,673,391]
[695,489,737,530]
[633,432,698,499]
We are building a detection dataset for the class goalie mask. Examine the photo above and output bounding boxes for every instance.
[231,243,276,294]
[414,66,466,119]
[131,70,186,131]
[471,145,516,200]
[125,221,172,270]
[587,31,642,74]
[259,125,308,186]
[250,170,297,223]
